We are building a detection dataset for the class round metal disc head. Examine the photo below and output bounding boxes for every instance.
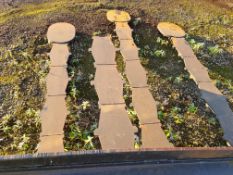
[157,22,186,38]
[47,22,76,43]
[106,10,131,22]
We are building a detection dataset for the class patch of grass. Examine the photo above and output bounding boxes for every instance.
[0,36,49,155]
[187,103,198,114]
[208,45,223,55]
[133,22,226,147]
[0,0,100,24]
[186,35,233,110]
[210,66,233,82]
[64,34,101,151]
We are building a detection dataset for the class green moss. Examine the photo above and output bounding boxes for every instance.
[0,76,19,85]
[210,66,233,82]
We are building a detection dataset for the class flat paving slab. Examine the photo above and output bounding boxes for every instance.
[200,89,231,117]
[91,36,116,65]
[199,82,231,117]
[171,38,211,84]
[47,23,76,44]
[171,37,197,58]
[120,40,140,61]
[141,124,173,148]
[46,66,69,96]
[106,10,131,23]
[38,135,64,153]
[120,39,138,50]
[220,115,233,145]
[184,58,211,84]
[49,44,70,67]
[39,22,74,153]
[199,82,223,97]
[115,22,133,40]
[158,22,233,145]
[40,95,67,136]
[125,60,148,88]
[93,65,124,105]
[132,87,160,124]
[200,84,233,144]
[157,22,186,38]
[113,17,172,148]
[95,104,136,150]
[116,22,132,30]
[115,27,132,40]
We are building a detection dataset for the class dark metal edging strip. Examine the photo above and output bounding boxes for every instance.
[0,147,233,172]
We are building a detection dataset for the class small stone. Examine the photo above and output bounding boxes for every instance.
[162,98,170,106]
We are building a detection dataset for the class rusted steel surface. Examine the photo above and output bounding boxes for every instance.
[0,148,233,174]
[158,22,233,145]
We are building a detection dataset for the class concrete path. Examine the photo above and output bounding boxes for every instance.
[91,36,136,150]
[107,10,172,148]
[158,22,233,145]
[38,23,75,153]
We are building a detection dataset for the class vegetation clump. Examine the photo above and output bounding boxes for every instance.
[132,22,226,147]
[64,34,101,151]
[0,36,50,155]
